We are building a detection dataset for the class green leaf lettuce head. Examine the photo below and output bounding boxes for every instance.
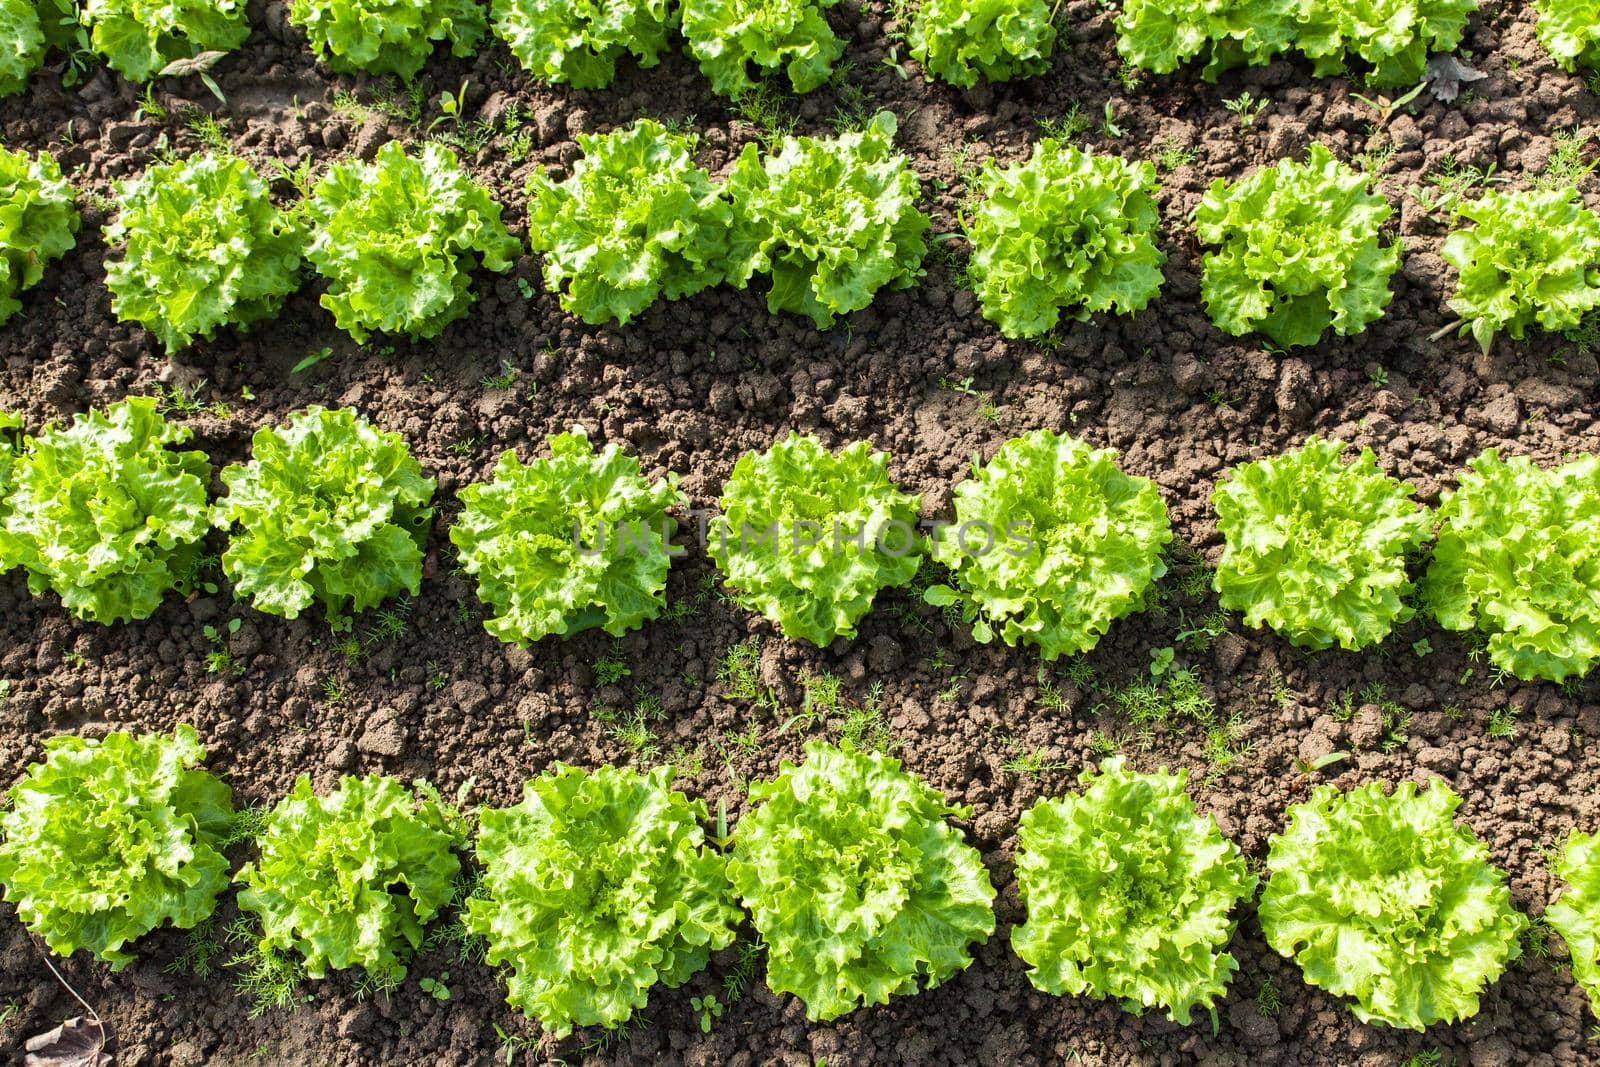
[0,409,20,523]
[729,741,996,1021]
[0,725,233,967]
[1212,437,1431,651]
[1012,757,1256,1024]
[493,0,673,86]
[1422,449,1600,683]
[1115,0,1297,79]
[82,0,249,81]
[1115,0,1472,85]
[215,406,436,632]
[1293,0,1475,86]
[236,774,462,986]
[1546,830,1600,1015]
[527,119,730,326]
[1194,143,1399,348]
[291,0,487,77]
[709,433,923,647]
[1441,185,1600,355]
[105,153,306,354]
[964,140,1165,339]
[680,0,843,97]
[0,397,211,623]
[907,0,1056,88]
[305,141,519,342]
[466,764,739,1037]
[451,426,686,645]
[0,0,46,97]
[929,429,1171,660]
[1259,779,1526,1030]
[724,111,929,328]
[0,144,80,325]
[1534,0,1600,72]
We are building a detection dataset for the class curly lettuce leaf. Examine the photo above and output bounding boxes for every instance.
[236,775,461,985]
[1535,0,1600,71]
[681,0,843,96]
[306,141,519,342]
[1442,185,1600,355]
[1294,0,1475,86]
[724,111,929,328]
[493,0,673,86]
[1548,830,1600,1015]
[929,429,1171,660]
[729,741,995,1021]
[0,145,80,325]
[1115,0,1297,78]
[1012,757,1256,1024]
[1195,142,1398,348]
[0,0,46,96]
[527,119,730,325]
[466,764,739,1037]
[82,0,248,81]
[907,0,1055,87]
[105,153,306,354]
[1212,437,1430,651]
[709,433,923,646]
[215,406,436,631]
[0,409,20,524]
[291,0,486,77]
[1423,449,1600,683]
[0,397,211,623]
[451,426,685,645]
[0,725,233,968]
[964,140,1165,338]
[1260,779,1526,1030]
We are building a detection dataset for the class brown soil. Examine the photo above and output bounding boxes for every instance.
[2,0,1599,1063]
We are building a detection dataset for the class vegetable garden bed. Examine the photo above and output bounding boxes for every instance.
[2,0,1600,1064]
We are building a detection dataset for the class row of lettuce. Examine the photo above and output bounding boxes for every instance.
[0,725,1593,1036]
[4,123,1599,354]
[4,0,1594,97]
[2,396,1598,685]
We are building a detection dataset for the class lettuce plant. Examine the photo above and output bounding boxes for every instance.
[1194,143,1399,348]
[926,429,1172,660]
[1293,0,1475,86]
[1260,779,1526,1030]
[1441,186,1600,355]
[963,140,1165,339]
[1534,0,1600,72]
[105,154,306,354]
[451,427,685,645]
[906,0,1056,87]
[493,0,673,86]
[466,764,739,1037]
[709,433,923,647]
[82,0,249,81]
[214,407,436,631]
[1547,830,1600,1015]
[236,775,462,986]
[0,410,20,522]
[729,742,996,1021]
[0,145,80,326]
[1116,0,1473,85]
[0,0,45,96]
[305,141,519,342]
[527,119,730,326]
[1423,449,1600,683]
[1012,758,1256,1025]
[0,726,233,967]
[291,0,487,77]
[1212,437,1431,651]
[680,0,843,97]
[0,398,211,624]
[724,112,929,328]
